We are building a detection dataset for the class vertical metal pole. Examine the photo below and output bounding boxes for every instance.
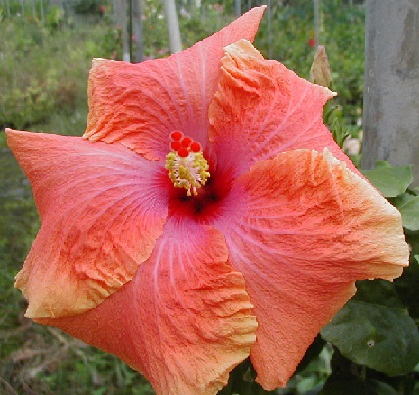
[114,0,130,61]
[268,0,272,59]
[132,0,143,62]
[129,0,133,62]
[235,0,241,17]
[313,0,320,46]
[163,0,182,53]
[40,0,44,23]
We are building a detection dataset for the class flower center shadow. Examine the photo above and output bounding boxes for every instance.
[168,166,233,224]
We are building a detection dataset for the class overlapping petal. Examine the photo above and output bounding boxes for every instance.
[83,7,265,160]
[37,218,257,395]
[209,40,360,177]
[214,149,409,389]
[6,129,168,318]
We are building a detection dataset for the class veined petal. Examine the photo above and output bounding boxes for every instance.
[209,40,359,177]
[83,7,266,160]
[6,129,168,318]
[215,149,408,389]
[36,219,257,395]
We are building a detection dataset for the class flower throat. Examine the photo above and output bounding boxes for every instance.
[165,131,210,197]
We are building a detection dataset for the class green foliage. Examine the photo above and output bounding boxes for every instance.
[75,0,104,15]
[218,359,277,395]
[322,300,419,375]
[361,161,413,198]
[323,104,350,149]
[1,78,57,130]
[0,142,39,365]
[87,26,125,59]
[396,255,419,320]
[45,5,66,31]
[396,195,419,231]
[321,376,399,395]
[0,18,97,130]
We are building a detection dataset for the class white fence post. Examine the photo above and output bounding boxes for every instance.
[362,0,419,184]
[163,0,182,53]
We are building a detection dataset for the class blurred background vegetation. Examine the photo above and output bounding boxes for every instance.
[2,1,417,394]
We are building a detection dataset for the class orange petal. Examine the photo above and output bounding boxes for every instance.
[83,7,266,160]
[209,40,359,177]
[214,149,408,389]
[6,129,168,318]
[37,219,257,395]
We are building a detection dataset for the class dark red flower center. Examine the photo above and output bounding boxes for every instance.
[165,131,233,224]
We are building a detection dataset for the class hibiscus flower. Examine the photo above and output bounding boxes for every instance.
[6,7,409,395]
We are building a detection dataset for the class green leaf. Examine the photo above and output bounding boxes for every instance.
[395,195,419,231]
[353,280,404,309]
[324,103,351,149]
[295,335,326,373]
[392,192,417,207]
[218,359,276,395]
[361,161,412,197]
[321,300,419,375]
[320,377,398,395]
[395,247,419,319]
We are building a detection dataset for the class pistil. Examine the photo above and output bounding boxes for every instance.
[165,131,210,196]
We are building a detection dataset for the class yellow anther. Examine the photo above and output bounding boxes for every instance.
[165,150,210,196]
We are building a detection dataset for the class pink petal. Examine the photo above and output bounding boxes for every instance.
[214,149,409,389]
[209,40,360,177]
[6,129,168,318]
[37,218,257,395]
[83,7,266,160]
